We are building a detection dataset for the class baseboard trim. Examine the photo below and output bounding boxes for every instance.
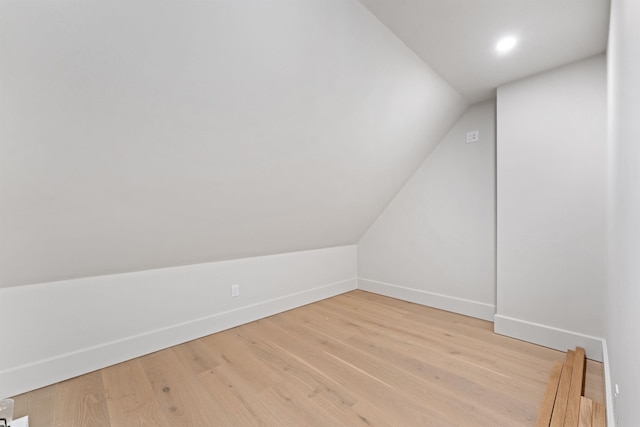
[601,339,615,426]
[357,278,495,321]
[0,277,356,399]
[493,314,603,362]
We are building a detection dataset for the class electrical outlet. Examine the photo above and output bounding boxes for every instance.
[231,284,240,297]
[466,130,479,143]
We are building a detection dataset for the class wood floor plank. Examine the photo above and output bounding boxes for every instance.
[203,328,284,393]
[251,383,330,427]
[347,399,396,427]
[344,328,540,424]
[195,368,262,426]
[578,396,593,427]
[11,383,57,427]
[565,347,586,426]
[535,360,564,427]
[319,296,555,398]
[339,309,551,400]
[52,371,111,427]
[262,379,348,426]
[233,322,396,427]
[321,294,557,385]
[584,360,605,404]
[245,318,457,426]
[591,402,606,427]
[334,290,411,318]
[170,338,222,376]
[550,350,576,427]
[284,304,360,341]
[234,322,360,412]
[101,359,168,426]
[10,291,606,426]
[139,348,228,426]
[267,312,523,426]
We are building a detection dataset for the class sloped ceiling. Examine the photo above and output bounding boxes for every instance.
[0,0,467,287]
[358,0,610,103]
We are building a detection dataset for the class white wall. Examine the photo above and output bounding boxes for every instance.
[0,245,357,399]
[358,101,496,321]
[0,0,467,287]
[606,0,640,424]
[495,55,607,360]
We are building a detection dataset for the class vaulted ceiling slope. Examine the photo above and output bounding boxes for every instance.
[0,0,467,287]
[358,0,610,103]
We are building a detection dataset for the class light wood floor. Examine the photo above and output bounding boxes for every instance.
[12,290,604,426]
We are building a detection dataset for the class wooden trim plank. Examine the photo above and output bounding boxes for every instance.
[578,396,593,427]
[591,402,606,427]
[536,361,564,427]
[550,350,576,427]
[565,347,586,426]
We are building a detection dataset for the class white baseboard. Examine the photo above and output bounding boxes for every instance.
[601,339,615,426]
[357,278,496,321]
[0,277,356,399]
[0,245,358,399]
[493,314,604,362]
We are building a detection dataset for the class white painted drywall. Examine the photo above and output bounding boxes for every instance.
[496,56,606,356]
[0,0,467,287]
[357,0,610,103]
[606,0,640,424]
[0,245,357,399]
[358,101,496,320]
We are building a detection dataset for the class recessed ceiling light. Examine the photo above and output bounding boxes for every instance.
[496,36,518,53]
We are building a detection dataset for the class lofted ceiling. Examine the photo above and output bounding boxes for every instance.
[1,0,611,287]
[0,0,467,287]
[358,0,610,103]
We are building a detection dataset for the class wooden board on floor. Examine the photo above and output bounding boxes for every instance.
[592,401,606,427]
[578,396,593,427]
[535,360,564,427]
[550,350,576,427]
[565,347,586,426]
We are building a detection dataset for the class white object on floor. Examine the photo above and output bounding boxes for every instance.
[11,416,28,427]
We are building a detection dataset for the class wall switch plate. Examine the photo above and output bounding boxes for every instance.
[231,284,240,297]
[466,130,479,143]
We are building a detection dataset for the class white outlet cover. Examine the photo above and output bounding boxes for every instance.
[231,284,240,297]
[12,416,29,427]
[466,130,479,143]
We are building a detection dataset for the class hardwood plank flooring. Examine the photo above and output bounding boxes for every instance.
[592,401,606,427]
[52,370,111,427]
[101,359,168,426]
[550,350,576,427]
[565,347,587,426]
[534,360,564,427]
[11,290,605,426]
[579,397,593,427]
